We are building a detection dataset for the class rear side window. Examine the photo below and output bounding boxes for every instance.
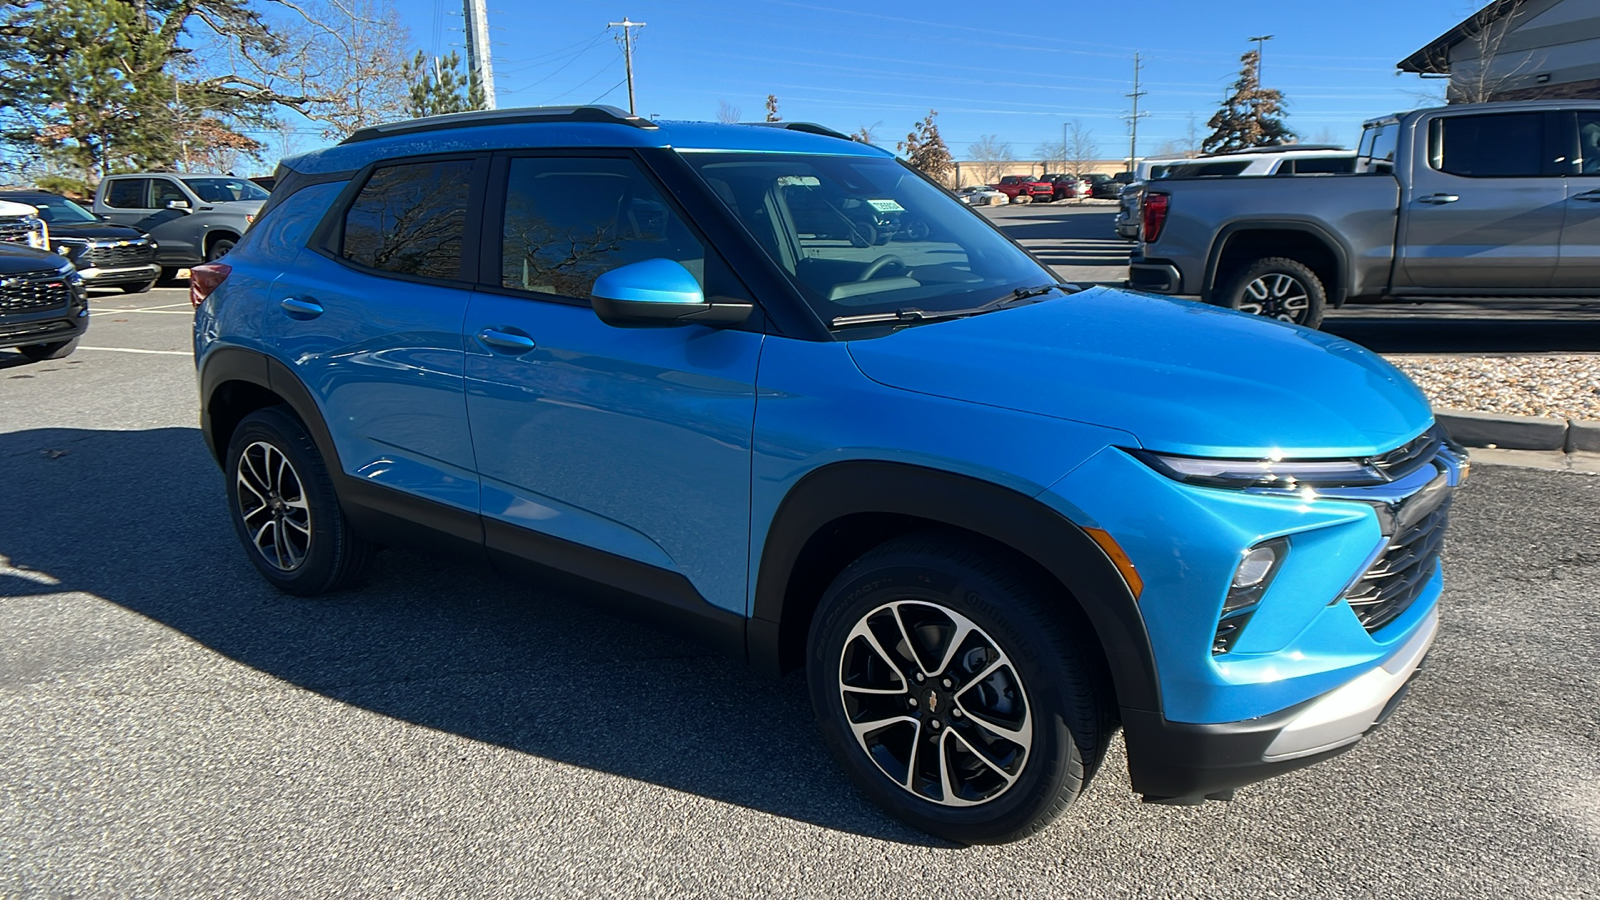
[1357,123,1398,173]
[1429,112,1559,177]
[104,179,148,209]
[1578,111,1600,175]
[341,159,473,279]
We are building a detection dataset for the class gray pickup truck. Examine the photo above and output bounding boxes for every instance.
[1129,100,1600,329]
[91,173,267,282]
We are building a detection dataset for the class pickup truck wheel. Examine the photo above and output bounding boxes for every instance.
[807,531,1106,844]
[119,280,157,294]
[17,337,80,361]
[157,267,184,286]
[206,237,237,261]
[1222,257,1326,329]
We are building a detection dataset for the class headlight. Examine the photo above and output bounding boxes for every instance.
[1129,449,1387,489]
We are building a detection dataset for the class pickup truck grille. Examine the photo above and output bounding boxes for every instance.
[0,269,72,314]
[1344,496,1451,633]
[87,241,155,268]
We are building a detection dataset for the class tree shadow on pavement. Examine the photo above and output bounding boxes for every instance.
[0,425,942,846]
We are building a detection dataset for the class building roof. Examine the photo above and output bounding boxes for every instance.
[1397,0,1527,73]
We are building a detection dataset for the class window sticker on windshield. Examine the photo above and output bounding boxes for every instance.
[865,199,905,213]
[777,175,821,186]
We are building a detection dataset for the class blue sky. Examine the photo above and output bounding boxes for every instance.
[387,0,1470,159]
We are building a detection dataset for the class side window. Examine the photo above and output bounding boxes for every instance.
[1358,123,1398,174]
[340,159,473,280]
[104,179,149,209]
[1429,112,1557,177]
[151,179,189,208]
[1579,111,1600,175]
[498,157,716,301]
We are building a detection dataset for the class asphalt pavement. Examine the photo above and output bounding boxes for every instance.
[2,287,1597,898]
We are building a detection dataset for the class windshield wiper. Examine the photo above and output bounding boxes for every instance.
[828,283,1070,329]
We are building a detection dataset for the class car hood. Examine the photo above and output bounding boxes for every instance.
[845,287,1433,458]
[47,221,148,241]
[0,240,67,274]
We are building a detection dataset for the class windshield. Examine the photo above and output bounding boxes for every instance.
[684,153,1055,324]
[181,177,269,203]
[8,195,96,224]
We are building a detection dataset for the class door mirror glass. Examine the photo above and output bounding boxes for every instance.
[591,258,752,328]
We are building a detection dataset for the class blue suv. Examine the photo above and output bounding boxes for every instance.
[193,106,1464,843]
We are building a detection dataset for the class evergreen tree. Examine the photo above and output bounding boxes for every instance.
[1202,50,1295,154]
[402,51,486,119]
[764,94,781,122]
[898,110,953,183]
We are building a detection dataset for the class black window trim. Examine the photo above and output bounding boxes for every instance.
[312,151,489,289]
[474,146,772,335]
[1425,110,1567,179]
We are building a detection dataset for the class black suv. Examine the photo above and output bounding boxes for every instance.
[0,191,160,293]
[0,242,87,360]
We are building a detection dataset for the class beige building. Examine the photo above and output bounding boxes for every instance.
[950,159,1126,188]
[1398,0,1600,102]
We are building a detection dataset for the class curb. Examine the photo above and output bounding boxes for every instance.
[1437,408,1600,454]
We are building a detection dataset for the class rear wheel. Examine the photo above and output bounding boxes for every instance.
[807,532,1107,844]
[225,406,377,595]
[17,336,80,361]
[1221,257,1326,329]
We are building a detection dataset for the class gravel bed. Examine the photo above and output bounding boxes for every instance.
[1386,354,1600,420]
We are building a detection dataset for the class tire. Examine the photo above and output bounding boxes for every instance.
[157,267,184,286]
[119,280,157,294]
[225,406,378,595]
[206,237,237,261]
[17,336,80,361]
[806,531,1107,844]
[1221,257,1327,329]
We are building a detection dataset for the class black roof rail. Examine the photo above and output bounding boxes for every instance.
[341,105,658,145]
[1210,144,1347,156]
[747,121,855,141]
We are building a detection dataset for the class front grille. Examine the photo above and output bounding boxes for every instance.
[87,241,155,268]
[1344,495,1451,633]
[1370,425,1443,481]
[0,270,73,314]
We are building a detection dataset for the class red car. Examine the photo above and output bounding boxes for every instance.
[993,175,1054,204]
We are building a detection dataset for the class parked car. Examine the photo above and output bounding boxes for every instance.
[91,172,267,282]
[1113,157,1195,240]
[1162,146,1354,178]
[993,174,1054,204]
[1131,100,1600,329]
[0,190,160,293]
[957,185,1009,206]
[195,105,1461,844]
[0,198,49,250]
[1040,173,1089,202]
[1085,173,1120,199]
[0,240,87,360]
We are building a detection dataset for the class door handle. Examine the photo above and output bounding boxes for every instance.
[476,327,537,354]
[279,297,324,319]
[1417,193,1460,205]
[1573,190,1600,202]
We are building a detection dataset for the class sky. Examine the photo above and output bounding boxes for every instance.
[322,0,1477,163]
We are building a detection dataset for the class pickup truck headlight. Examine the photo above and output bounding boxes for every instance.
[1130,449,1387,489]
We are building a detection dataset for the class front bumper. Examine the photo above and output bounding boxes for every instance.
[78,262,160,287]
[1124,606,1437,802]
[0,301,89,350]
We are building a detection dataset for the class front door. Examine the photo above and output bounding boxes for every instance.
[1555,109,1600,290]
[1399,110,1566,290]
[463,153,762,615]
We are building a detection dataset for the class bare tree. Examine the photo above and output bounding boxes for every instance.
[1065,120,1099,184]
[1431,1,1535,103]
[1034,139,1066,173]
[968,134,1013,184]
[852,121,882,145]
[716,100,741,124]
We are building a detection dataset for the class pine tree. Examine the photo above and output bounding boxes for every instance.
[898,110,953,183]
[1202,50,1295,155]
[764,94,781,122]
[403,51,486,119]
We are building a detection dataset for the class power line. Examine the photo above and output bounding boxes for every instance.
[607,17,646,115]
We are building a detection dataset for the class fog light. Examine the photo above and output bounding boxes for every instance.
[1214,538,1289,654]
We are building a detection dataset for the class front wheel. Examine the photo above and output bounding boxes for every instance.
[225,406,377,595]
[119,279,157,294]
[1221,257,1326,329]
[206,238,236,261]
[17,336,80,361]
[807,532,1107,844]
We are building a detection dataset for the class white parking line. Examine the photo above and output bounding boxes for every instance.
[90,309,195,316]
[77,346,191,356]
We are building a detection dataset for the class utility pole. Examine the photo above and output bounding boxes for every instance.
[1125,52,1148,169]
[463,0,496,109]
[609,17,647,115]
[1249,34,1274,86]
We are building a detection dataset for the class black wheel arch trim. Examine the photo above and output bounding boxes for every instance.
[749,460,1161,714]
[1203,220,1352,307]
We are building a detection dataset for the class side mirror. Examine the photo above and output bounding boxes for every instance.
[166,199,191,211]
[590,258,753,328]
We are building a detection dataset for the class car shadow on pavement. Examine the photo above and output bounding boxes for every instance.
[0,425,946,845]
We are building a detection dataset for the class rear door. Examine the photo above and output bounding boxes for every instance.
[1398,110,1566,289]
[1555,108,1600,290]
[97,176,205,262]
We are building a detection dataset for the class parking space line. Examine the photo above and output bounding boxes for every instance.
[77,346,191,356]
[90,309,196,316]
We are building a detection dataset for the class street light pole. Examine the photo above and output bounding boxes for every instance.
[1248,34,1274,86]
